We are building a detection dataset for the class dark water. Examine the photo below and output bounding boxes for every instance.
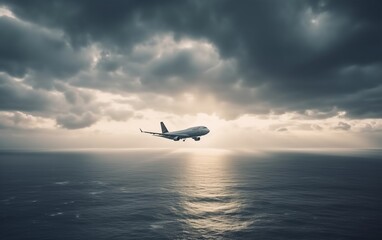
[0,149,381,240]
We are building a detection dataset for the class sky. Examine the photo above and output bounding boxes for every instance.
[0,0,382,149]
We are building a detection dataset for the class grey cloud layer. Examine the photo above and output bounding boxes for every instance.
[1,0,382,122]
[0,73,52,111]
[0,16,89,79]
[0,73,98,129]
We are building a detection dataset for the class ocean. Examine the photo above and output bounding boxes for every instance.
[0,149,381,240]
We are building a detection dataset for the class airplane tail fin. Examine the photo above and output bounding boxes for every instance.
[160,122,169,133]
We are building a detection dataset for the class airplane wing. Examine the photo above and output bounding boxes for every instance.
[140,128,162,136]
[140,129,188,140]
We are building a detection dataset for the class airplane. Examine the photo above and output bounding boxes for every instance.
[140,122,210,142]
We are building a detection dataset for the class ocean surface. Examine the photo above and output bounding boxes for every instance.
[0,149,381,240]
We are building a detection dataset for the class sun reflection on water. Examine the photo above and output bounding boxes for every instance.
[175,150,252,235]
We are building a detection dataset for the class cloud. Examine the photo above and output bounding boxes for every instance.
[0,71,107,129]
[334,121,352,131]
[0,15,89,82]
[56,112,98,129]
[276,127,288,132]
[0,111,54,129]
[54,82,94,105]
[2,0,380,118]
[0,73,54,111]
[0,0,381,143]
[105,108,133,122]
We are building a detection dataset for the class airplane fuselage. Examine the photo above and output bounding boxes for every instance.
[164,126,210,137]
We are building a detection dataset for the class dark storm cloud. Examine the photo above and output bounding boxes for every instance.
[150,50,203,79]
[1,0,382,118]
[0,73,51,111]
[0,15,89,80]
[0,0,179,48]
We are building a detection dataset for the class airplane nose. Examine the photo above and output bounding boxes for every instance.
[206,128,210,133]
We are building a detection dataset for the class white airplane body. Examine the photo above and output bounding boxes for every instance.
[140,122,210,141]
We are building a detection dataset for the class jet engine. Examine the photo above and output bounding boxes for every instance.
[193,137,201,141]
[173,136,180,141]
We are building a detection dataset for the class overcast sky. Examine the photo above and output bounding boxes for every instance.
[0,0,382,149]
